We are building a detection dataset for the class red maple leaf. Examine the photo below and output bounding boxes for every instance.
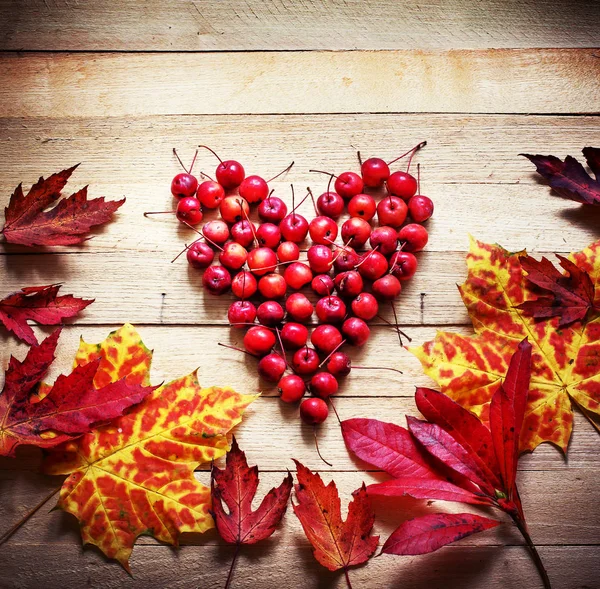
[1,165,125,246]
[0,329,156,457]
[211,437,292,588]
[521,147,600,205]
[0,284,93,345]
[517,254,598,327]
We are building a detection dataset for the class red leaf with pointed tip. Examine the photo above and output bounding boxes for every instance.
[382,513,500,556]
[0,330,155,457]
[292,460,378,573]
[211,437,292,545]
[1,165,125,246]
[0,284,94,345]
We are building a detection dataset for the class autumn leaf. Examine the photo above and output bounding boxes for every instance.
[43,324,258,571]
[410,236,600,453]
[521,147,600,206]
[1,165,125,246]
[211,437,292,588]
[0,284,93,345]
[292,461,378,588]
[0,328,155,457]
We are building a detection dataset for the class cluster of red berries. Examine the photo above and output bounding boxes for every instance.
[152,142,433,429]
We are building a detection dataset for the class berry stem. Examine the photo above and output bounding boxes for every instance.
[275,328,289,367]
[218,342,257,358]
[357,151,363,166]
[353,366,403,375]
[173,148,189,174]
[266,160,295,183]
[180,220,223,250]
[318,339,347,368]
[143,210,175,216]
[376,313,412,344]
[313,426,333,467]
[189,149,199,174]
[417,163,421,194]
[390,302,408,346]
[290,189,312,214]
[309,169,337,180]
[354,245,380,269]
[240,202,259,245]
[306,187,319,216]
[387,140,427,166]
[406,140,427,173]
[171,239,197,264]
[328,398,342,425]
[200,170,215,182]
[198,144,223,164]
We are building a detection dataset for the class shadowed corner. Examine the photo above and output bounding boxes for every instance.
[558,204,600,232]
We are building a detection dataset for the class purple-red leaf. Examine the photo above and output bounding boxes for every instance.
[211,437,292,545]
[0,284,93,345]
[382,513,500,556]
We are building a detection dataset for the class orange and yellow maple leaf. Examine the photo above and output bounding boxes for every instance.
[410,237,600,453]
[44,325,257,570]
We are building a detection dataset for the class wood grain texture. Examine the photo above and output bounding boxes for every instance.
[1,50,599,117]
[1,0,599,51]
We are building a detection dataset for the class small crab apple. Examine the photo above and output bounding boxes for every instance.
[408,194,434,222]
[176,196,203,225]
[259,196,288,223]
[277,241,300,263]
[286,293,314,322]
[311,274,335,296]
[361,157,390,187]
[198,145,245,189]
[292,346,320,376]
[228,300,257,327]
[341,217,371,249]
[334,270,364,298]
[203,220,230,245]
[280,212,309,243]
[300,397,328,425]
[219,242,247,270]
[372,274,402,300]
[171,173,198,198]
[258,273,287,299]
[284,262,313,290]
[256,223,281,249]
[348,193,376,220]
[398,223,428,252]
[231,270,258,298]
[196,180,225,209]
[389,251,418,280]
[278,374,305,403]
[357,250,388,280]
[186,241,214,269]
[220,196,250,224]
[387,171,418,200]
[244,325,276,356]
[247,247,277,276]
[230,220,257,248]
[351,292,378,320]
[258,353,287,382]
[335,171,364,200]
[239,175,269,204]
[202,265,231,295]
[342,317,370,346]
[377,195,408,228]
[310,372,339,398]
[317,191,344,218]
[280,322,308,349]
[311,324,343,355]
[333,247,359,272]
[327,351,351,376]
[316,295,347,323]
[307,245,333,274]
[369,226,398,255]
[309,216,338,245]
[257,301,285,326]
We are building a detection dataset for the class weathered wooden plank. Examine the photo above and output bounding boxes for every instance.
[1,0,599,51]
[1,50,598,117]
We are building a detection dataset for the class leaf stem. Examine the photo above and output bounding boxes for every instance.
[512,515,552,589]
[224,543,241,589]
[343,567,354,589]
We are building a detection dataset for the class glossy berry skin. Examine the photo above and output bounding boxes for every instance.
[333,247,359,273]
[372,274,402,300]
[389,251,418,280]
[361,157,390,187]
[327,352,351,376]
[278,374,306,403]
[307,244,333,274]
[277,241,300,263]
[317,191,344,218]
[316,295,347,323]
[259,196,287,223]
[286,293,314,322]
[311,274,334,296]
[239,175,269,204]
[311,324,343,355]
[196,180,225,209]
[171,173,198,198]
[220,196,250,224]
[247,247,277,276]
[300,397,328,425]
[387,171,418,200]
[292,347,320,376]
[280,322,308,349]
[348,194,376,220]
[257,300,284,326]
[311,372,338,398]
[335,172,364,200]
[334,270,364,298]
[203,220,230,245]
[176,196,203,225]
[244,325,275,356]
[230,220,256,248]
[202,265,231,295]
[284,262,313,290]
[186,241,214,269]
[342,317,370,346]
[398,223,428,252]
[309,216,338,245]
[357,250,388,280]
[219,242,247,271]
[231,270,258,299]
[341,217,371,249]
[369,226,398,255]
[377,196,408,228]
[256,223,281,249]
[216,160,245,189]
[258,353,287,382]
[351,292,378,320]
[408,195,434,222]
[228,300,257,328]
[280,213,309,243]
[258,273,287,300]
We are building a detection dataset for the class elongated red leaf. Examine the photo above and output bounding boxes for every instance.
[0,284,93,345]
[382,513,500,556]
[583,147,600,179]
[211,437,292,545]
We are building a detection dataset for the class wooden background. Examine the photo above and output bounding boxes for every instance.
[1,1,599,587]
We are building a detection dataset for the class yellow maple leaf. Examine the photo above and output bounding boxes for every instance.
[410,237,600,453]
[44,325,257,570]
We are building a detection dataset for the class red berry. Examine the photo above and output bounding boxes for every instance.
[280,213,309,243]
[372,274,402,300]
[377,195,407,228]
[239,175,269,204]
[357,250,388,280]
[220,196,250,224]
[277,241,300,263]
[341,217,371,249]
[286,293,314,322]
[307,244,333,274]
[369,226,398,255]
[196,180,225,209]
[258,273,287,299]
[351,293,378,320]
[278,374,305,403]
[258,353,286,382]
[292,347,320,376]
[231,270,258,298]
[310,372,338,398]
[219,242,247,270]
[202,265,231,295]
[311,274,334,296]
[408,195,434,222]
[203,220,230,245]
[300,397,328,424]
[256,222,281,249]
[327,352,351,376]
[230,220,256,248]
[186,241,214,269]
[361,158,390,187]
[171,173,198,198]
[216,160,245,189]
[335,171,363,200]
[387,171,417,200]
[280,322,308,349]
[247,247,277,276]
[315,295,347,323]
[342,317,370,346]
[228,300,256,327]
[284,262,313,290]
[398,223,428,252]
[176,196,203,225]
[389,251,418,280]
[348,193,376,220]
[317,191,344,218]
[309,216,338,245]
[311,324,343,355]
[259,196,288,223]
[334,270,364,298]
[333,247,359,272]
[244,325,275,356]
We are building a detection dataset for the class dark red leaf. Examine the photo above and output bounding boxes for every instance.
[583,147,600,180]
[211,437,292,545]
[0,284,94,345]
[382,513,500,556]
